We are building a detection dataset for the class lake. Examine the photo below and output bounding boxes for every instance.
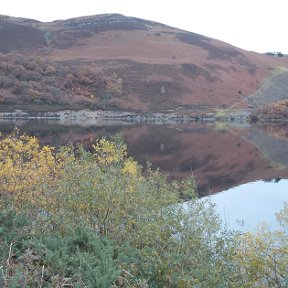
[1,119,287,231]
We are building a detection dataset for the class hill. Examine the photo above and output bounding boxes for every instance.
[0,13,288,113]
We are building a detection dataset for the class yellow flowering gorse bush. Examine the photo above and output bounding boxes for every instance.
[93,138,127,165]
[0,131,60,210]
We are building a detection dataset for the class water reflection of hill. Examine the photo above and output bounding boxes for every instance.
[1,121,288,196]
[122,124,288,195]
[246,124,288,168]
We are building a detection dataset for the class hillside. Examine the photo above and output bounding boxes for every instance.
[0,13,288,113]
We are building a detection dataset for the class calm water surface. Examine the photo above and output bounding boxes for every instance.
[209,180,288,231]
[1,119,287,231]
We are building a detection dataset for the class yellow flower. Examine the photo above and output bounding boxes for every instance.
[122,158,139,176]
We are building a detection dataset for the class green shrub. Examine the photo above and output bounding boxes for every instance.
[0,133,287,287]
[0,211,119,287]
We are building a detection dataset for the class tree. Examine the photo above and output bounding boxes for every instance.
[0,132,287,287]
[277,52,284,57]
[233,203,288,287]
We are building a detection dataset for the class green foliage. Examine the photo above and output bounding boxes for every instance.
[0,210,31,261]
[233,222,288,287]
[0,211,119,287]
[0,132,287,287]
[30,226,119,287]
[117,202,238,287]
[277,201,288,228]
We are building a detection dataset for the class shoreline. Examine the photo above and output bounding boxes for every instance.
[1,109,287,124]
[0,109,214,123]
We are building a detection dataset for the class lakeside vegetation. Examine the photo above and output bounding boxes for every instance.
[0,53,123,111]
[0,131,287,287]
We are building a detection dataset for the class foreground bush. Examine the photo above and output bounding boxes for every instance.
[0,211,119,287]
[0,131,287,287]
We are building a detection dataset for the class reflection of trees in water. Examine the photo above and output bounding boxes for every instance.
[264,177,282,183]
[0,122,123,147]
[256,123,288,140]
[198,175,239,197]
[1,121,288,196]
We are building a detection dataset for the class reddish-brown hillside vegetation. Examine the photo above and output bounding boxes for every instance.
[0,13,288,112]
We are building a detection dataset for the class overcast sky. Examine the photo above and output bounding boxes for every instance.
[1,0,287,53]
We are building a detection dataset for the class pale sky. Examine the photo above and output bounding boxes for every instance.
[1,0,287,53]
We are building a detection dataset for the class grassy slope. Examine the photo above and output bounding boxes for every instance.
[0,14,288,112]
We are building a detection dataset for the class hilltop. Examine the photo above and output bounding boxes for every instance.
[0,13,288,115]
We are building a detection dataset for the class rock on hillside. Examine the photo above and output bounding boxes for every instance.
[0,13,288,112]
